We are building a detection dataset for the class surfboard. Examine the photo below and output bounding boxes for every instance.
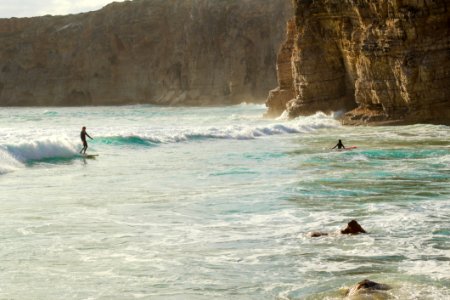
[346,146,358,150]
[83,154,99,159]
[335,146,357,151]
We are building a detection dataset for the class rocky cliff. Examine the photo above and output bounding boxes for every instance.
[267,0,450,125]
[0,0,291,106]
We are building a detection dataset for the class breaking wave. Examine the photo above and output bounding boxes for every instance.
[95,112,340,146]
[0,112,339,173]
[0,137,79,173]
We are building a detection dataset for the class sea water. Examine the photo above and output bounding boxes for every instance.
[0,104,449,299]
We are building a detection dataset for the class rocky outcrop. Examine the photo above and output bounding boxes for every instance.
[347,279,391,296]
[308,220,367,237]
[340,220,367,235]
[0,0,291,106]
[265,20,296,118]
[267,0,450,125]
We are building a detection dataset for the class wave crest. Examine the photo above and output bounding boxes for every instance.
[96,112,340,146]
[0,112,340,171]
[2,137,79,164]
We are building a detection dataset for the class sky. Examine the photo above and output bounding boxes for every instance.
[0,0,126,18]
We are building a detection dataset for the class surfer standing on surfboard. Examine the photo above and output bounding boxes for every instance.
[80,126,93,154]
[332,139,345,150]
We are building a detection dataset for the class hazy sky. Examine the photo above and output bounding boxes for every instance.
[0,0,126,18]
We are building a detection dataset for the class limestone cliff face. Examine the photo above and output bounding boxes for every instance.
[267,0,450,125]
[265,20,296,118]
[0,0,291,106]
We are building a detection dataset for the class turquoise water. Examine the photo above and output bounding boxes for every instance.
[0,105,449,299]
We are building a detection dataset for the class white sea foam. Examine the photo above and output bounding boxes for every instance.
[99,112,341,144]
[0,112,339,172]
[236,102,266,108]
[0,105,448,298]
[349,154,369,162]
[2,137,79,163]
[439,154,450,165]
[0,147,24,174]
[276,110,289,121]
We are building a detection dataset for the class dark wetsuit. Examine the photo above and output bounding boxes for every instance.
[332,140,345,150]
[80,130,92,154]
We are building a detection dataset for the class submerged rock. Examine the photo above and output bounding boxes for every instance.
[347,279,391,297]
[341,220,367,235]
[308,220,367,237]
[307,231,329,238]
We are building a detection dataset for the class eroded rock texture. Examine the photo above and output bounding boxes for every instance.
[267,0,450,125]
[0,0,291,106]
[265,20,296,118]
[347,279,391,296]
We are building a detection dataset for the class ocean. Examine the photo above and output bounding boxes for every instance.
[0,104,449,299]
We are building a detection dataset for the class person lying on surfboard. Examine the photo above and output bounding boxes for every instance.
[332,139,345,150]
[80,126,93,154]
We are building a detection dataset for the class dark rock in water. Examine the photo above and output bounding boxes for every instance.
[340,220,367,235]
[307,231,329,237]
[348,279,391,296]
[308,220,366,237]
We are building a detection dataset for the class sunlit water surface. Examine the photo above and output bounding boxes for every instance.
[1,105,449,299]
